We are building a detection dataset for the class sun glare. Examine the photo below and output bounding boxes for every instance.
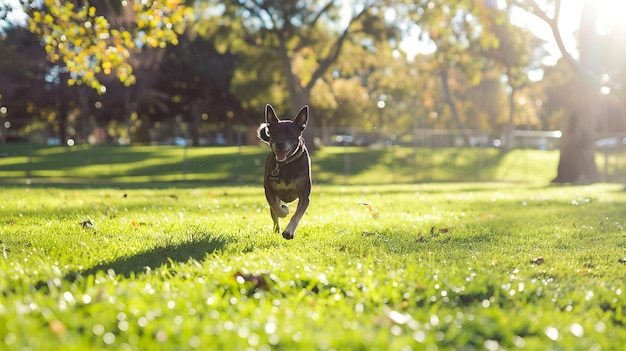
[510,0,626,66]
[595,0,626,35]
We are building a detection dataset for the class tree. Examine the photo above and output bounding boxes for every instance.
[508,0,625,184]
[203,0,394,148]
[401,0,503,145]
[22,0,193,93]
[488,19,544,148]
[0,27,54,143]
[155,33,246,146]
[8,0,195,144]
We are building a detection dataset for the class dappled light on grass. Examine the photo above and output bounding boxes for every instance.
[0,145,572,185]
[0,183,625,349]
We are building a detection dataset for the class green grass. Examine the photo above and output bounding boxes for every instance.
[2,143,624,185]
[1,144,625,349]
[0,143,572,184]
[1,183,625,350]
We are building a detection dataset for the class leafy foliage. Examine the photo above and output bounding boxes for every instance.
[25,0,193,92]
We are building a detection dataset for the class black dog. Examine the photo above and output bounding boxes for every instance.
[257,104,311,239]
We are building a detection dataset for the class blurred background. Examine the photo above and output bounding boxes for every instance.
[0,0,624,184]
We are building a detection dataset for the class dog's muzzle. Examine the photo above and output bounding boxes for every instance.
[272,142,294,162]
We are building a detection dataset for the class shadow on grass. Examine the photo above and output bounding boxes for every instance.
[0,144,157,172]
[1,143,269,185]
[123,151,265,183]
[311,148,387,182]
[76,235,229,279]
[0,144,568,185]
[31,235,229,292]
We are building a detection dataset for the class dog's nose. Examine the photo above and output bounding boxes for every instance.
[274,142,287,150]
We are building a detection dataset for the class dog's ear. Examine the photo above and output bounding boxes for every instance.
[293,105,308,131]
[265,104,280,125]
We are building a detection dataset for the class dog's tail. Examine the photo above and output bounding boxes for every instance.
[257,123,270,145]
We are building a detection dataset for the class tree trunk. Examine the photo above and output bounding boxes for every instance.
[295,88,317,151]
[190,100,201,147]
[440,68,471,146]
[552,81,600,184]
[124,90,133,144]
[58,98,68,144]
[77,87,94,143]
[552,0,601,184]
[277,38,317,151]
[504,85,517,149]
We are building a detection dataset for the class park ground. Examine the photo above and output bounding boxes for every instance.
[0,144,625,350]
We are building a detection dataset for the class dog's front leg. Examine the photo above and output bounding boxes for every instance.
[282,195,309,240]
[265,188,289,233]
[269,207,280,233]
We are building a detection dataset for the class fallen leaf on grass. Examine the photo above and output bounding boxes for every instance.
[531,257,545,265]
[233,272,280,291]
[358,202,379,218]
[49,320,66,335]
[358,201,373,210]
[362,230,377,237]
[430,226,449,236]
[130,220,149,227]
[388,310,412,325]
[79,219,96,229]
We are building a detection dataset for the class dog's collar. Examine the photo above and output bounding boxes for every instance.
[270,140,305,177]
[281,142,305,164]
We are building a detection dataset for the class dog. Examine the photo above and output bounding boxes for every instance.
[257,104,311,240]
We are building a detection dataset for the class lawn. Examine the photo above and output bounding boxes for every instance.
[0,143,568,184]
[0,144,625,350]
[1,182,625,350]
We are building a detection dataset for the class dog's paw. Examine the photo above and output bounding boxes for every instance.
[279,204,289,217]
[282,230,294,240]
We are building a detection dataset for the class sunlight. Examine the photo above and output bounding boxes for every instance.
[595,0,626,35]
[0,0,27,29]
[510,0,626,66]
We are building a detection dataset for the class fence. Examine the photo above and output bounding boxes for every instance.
[2,128,624,184]
[325,128,626,183]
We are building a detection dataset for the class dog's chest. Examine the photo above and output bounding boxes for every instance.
[267,177,298,199]
[269,179,296,192]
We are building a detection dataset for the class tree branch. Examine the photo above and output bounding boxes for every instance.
[305,3,373,92]
[514,0,616,89]
[310,0,334,29]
